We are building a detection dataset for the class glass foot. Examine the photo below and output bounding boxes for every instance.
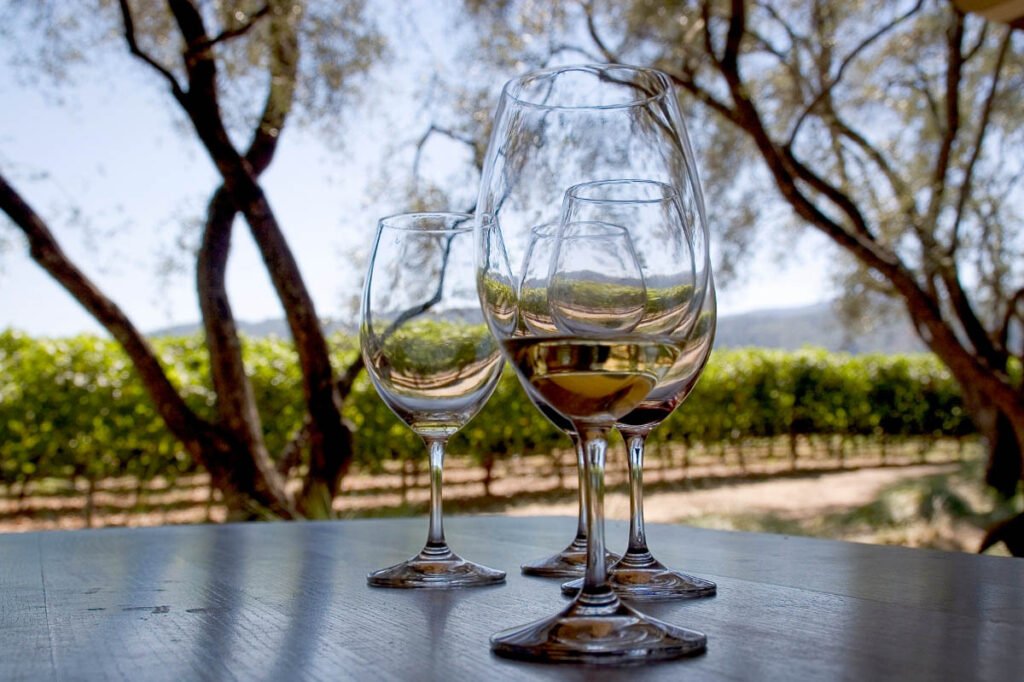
[521,536,621,578]
[367,544,505,589]
[491,588,706,664]
[561,551,716,600]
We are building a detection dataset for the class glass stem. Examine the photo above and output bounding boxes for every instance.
[425,437,448,550]
[570,432,588,542]
[625,430,651,554]
[578,426,612,597]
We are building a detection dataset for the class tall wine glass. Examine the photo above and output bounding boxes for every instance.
[477,65,712,662]
[519,223,622,578]
[480,218,702,663]
[558,179,717,600]
[361,212,505,588]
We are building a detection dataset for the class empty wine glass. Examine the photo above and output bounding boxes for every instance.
[561,179,706,336]
[558,179,717,601]
[361,212,505,588]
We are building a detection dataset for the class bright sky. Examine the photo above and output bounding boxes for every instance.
[0,4,836,338]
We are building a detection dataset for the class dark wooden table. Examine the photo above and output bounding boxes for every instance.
[2,516,1022,680]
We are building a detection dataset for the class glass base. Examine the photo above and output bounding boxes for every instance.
[491,587,706,664]
[520,536,621,578]
[561,550,716,600]
[367,544,506,589]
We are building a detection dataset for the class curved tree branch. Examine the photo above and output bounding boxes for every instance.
[787,0,924,147]
[118,0,185,99]
[0,172,204,447]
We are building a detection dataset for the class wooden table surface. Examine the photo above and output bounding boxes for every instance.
[2,516,1022,681]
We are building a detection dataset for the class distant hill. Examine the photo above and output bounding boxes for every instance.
[714,302,924,354]
[149,318,347,339]
[150,302,926,354]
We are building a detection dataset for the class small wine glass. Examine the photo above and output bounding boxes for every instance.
[518,224,621,578]
[559,179,717,600]
[361,212,505,588]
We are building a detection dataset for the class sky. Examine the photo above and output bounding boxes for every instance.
[0,2,837,338]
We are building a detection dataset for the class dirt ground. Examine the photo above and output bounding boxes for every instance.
[505,462,960,522]
[503,462,993,552]
[1,442,1007,554]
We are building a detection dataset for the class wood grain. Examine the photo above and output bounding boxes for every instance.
[1,517,1021,681]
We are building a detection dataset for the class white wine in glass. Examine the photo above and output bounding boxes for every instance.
[478,64,711,664]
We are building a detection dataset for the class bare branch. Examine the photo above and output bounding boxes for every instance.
[701,1,721,67]
[203,4,270,50]
[830,114,910,211]
[666,69,743,126]
[583,0,619,62]
[949,27,1012,255]
[926,10,965,227]
[118,0,185,99]
[0,171,207,448]
[1000,288,1024,360]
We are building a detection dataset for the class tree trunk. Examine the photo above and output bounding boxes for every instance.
[959,384,1023,498]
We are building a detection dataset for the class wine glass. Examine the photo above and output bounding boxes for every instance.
[563,279,718,600]
[361,212,505,588]
[558,179,717,600]
[518,223,623,578]
[480,218,701,662]
[477,64,711,663]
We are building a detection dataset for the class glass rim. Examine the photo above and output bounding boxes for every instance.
[565,179,680,205]
[500,63,673,111]
[378,211,491,234]
[533,220,631,239]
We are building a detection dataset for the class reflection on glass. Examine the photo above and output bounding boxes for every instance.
[362,212,505,588]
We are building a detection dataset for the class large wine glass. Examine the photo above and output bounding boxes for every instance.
[477,65,712,663]
[361,212,505,588]
[519,223,623,578]
[558,179,717,600]
[480,217,702,663]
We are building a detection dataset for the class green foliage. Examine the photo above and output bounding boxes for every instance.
[0,332,975,490]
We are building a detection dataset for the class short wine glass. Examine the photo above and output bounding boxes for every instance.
[563,280,718,600]
[361,212,505,588]
[518,224,621,578]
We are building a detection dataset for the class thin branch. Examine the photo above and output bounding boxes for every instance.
[667,69,743,126]
[1000,288,1024,367]
[830,114,910,212]
[948,27,1012,255]
[118,0,185,99]
[963,21,989,61]
[787,0,924,147]
[546,42,605,64]
[583,0,618,62]
[203,4,270,50]
[701,1,721,67]
[925,9,965,228]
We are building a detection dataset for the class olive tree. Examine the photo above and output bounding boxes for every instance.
[0,0,383,518]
